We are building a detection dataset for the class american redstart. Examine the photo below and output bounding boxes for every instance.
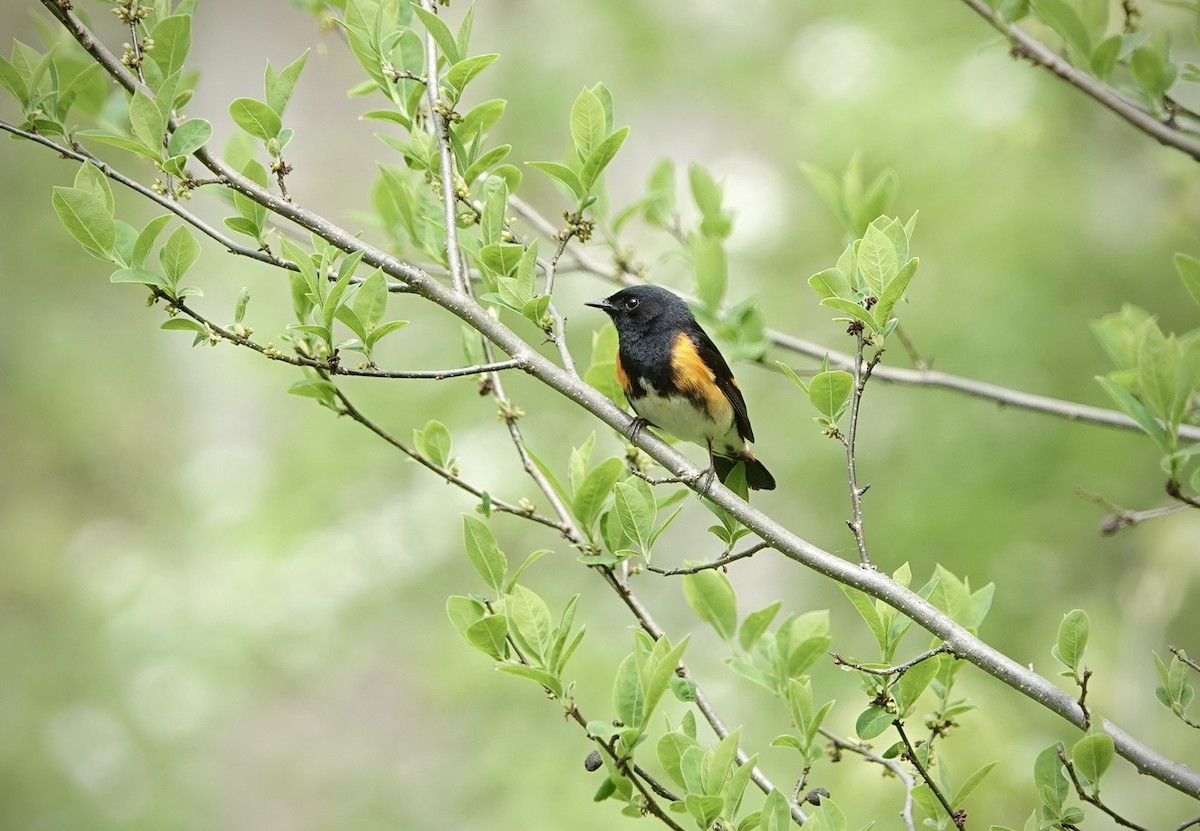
[586,285,776,491]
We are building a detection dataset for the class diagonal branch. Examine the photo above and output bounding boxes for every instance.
[39,0,1200,803]
[956,0,1200,162]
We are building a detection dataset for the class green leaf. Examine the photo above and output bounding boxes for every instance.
[580,126,629,191]
[760,789,791,831]
[445,53,499,92]
[613,482,655,553]
[149,14,192,76]
[266,50,309,116]
[495,664,562,697]
[821,297,879,332]
[658,732,699,788]
[159,225,200,284]
[229,97,281,140]
[1033,743,1068,811]
[854,706,894,740]
[1030,0,1092,60]
[893,654,941,716]
[160,317,207,334]
[446,594,485,637]
[110,266,168,289]
[572,457,624,531]
[1053,610,1088,675]
[685,795,725,828]
[739,601,782,652]
[167,118,213,157]
[807,370,853,418]
[462,515,507,593]
[73,162,113,217]
[857,221,898,292]
[417,419,453,467]
[1131,45,1171,98]
[463,144,512,185]
[1091,35,1121,80]
[682,569,737,641]
[809,268,851,300]
[413,5,462,65]
[367,318,409,349]
[570,87,607,161]
[0,54,29,105]
[131,215,172,269]
[353,269,389,333]
[506,584,553,664]
[952,761,996,807]
[464,614,507,660]
[1174,254,1200,308]
[1096,376,1169,451]
[51,187,115,256]
[1072,733,1114,786]
[75,129,163,161]
[527,161,585,200]
[692,234,728,314]
[613,652,646,728]
[129,90,166,153]
[287,378,337,407]
[874,258,918,326]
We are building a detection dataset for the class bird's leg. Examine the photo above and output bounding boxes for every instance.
[627,415,651,444]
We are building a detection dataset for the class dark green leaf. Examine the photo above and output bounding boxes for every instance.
[854,706,894,740]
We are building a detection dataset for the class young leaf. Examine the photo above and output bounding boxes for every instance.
[266,50,310,116]
[413,5,462,65]
[854,706,894,740]
[807,370,853,419]
[527,161,585,200]
[692,234,728,314]
[353,269,389,333]
[612,651,646,728]
[159,225,201,285]
[682,569,737,641]
[51,187,115,256]
[462,515,507,593]
[149,14,192,77]
[570,87,606,161]
[580,126,629,190]
[1175,253,1200,308]
[73,162,113,216]
[1071,733,1114,786]
[229,97,281,141]
[572,457,624,531]
[167,118,213,158]
[445,53,499,92]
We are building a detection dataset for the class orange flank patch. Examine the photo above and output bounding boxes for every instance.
[615,353,631,396]
[671,332,732,421]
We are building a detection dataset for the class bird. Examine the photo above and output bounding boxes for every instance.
[585,285,776,491]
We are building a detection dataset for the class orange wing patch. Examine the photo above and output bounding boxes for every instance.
[671,332,733,421]
[615,352,631,396]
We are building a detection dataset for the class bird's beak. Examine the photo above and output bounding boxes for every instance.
[585,298,613,311]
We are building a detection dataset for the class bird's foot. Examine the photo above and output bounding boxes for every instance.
[627,416,651,444]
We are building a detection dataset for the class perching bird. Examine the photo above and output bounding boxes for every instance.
[586,285,775,490]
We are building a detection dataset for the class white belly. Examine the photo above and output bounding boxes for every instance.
[633,390,743,454]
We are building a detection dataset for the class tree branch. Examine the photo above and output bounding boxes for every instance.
[955,0,1200,162]
[820,728,917,831]
[1057,746,1150,831]
[40,0,1200,802]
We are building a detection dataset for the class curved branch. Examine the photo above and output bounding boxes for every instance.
[956,0,1200,162]
[39,0,1200,802]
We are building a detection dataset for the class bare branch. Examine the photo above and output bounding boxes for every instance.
[645,541,772,575]
[832,644,953,677]
[820,728,916,831]
[1076,486,1189,535]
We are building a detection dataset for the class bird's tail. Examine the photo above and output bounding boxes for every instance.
[714,452,776,491]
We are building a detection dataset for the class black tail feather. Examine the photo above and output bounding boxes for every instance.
[713,453,776,491]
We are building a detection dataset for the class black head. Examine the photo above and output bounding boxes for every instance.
[585,285,693,334]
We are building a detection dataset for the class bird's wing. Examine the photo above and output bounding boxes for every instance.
[688,329,755,443]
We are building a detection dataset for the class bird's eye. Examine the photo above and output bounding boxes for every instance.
[625,297,639,310]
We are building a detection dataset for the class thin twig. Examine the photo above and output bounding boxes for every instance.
[39,1,1200,803]
[324,386,565,530]
[832,644,952,677]
[956,0,1200,162]
[1075,486,1189,535]
[1169,646,1200,675]
[844,333,879,568]
[0,121,290,269]
[1077,667,1092,728]
[895,720,964,830]
[645,541,772,575]
[1058,746,1150,831]
[158,291,527,381]
[418,0,468,295]
[1166,479,1200,510]
[820,728,917,831]
[1176,816,1200,831]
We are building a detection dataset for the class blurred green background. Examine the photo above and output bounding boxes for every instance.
[2,0,1199,828]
